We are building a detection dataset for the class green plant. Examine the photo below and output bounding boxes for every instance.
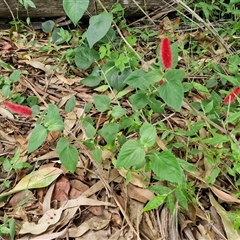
[0,70,21,98]
[0,214,15,240]
[0,148,30,188]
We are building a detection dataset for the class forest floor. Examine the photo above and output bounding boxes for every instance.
[0,1,240,240]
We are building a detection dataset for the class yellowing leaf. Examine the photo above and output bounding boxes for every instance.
[0,167,63,198]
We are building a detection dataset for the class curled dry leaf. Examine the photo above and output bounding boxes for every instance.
[211,186,240,204]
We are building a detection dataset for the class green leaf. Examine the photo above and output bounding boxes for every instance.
[116,140,146,169]
[46,118,65,131]
[158,69,185,111]
[144,68,163,84]
[129,92,148,110]
[52,28,65,45]
[81,76,101,87]
[124,69,149,90]
[9,218,15,240]
[149,150,183,184]
[98,123,119,145]
[75,45,99,70]
[44,104,61,122]
[140,122,157,148]
[111,105,126,119]
[178,159,198,173]
[93,95,111,112]
[59,145,78,173]
[42,20,55,33]
[9,70,21,82]
[175,188,188,210]
[87,12,113,48]
[143,195,167,211]
[65,95,76,112]
[86,124,96,139]
[92,148,102,163]
[63,0,89,26]
[56,137,69,155]
[102,62,131,91]
[28,124,48,153]
[148,185,171,195]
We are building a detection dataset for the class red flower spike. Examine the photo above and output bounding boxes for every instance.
[223,87,240,104]
[160,37,173,69]
[3,101,32,116]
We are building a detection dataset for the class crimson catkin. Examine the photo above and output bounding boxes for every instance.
[3,101,32,116]
[160,38,173,69]
[223,87,240,104]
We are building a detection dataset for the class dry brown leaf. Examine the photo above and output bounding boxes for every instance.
[209,193,240,240]
[20,207,63,234]
[69,215,110,237]
[30,227,67,240]
[55,73,80,85]
[211,186,240,204]
[52,175,70,202]
[18,60,54,75]
[118,168,147,188]
[127,183,154,203]
[63,111,77,135]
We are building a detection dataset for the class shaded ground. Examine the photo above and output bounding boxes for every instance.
[0,2,240,240]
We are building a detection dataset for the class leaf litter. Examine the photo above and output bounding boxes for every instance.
[0,3,240,240]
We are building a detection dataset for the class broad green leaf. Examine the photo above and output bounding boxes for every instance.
[81,76,101,87]
[63,0,89,26]
[178,159,198,173]
[93,95,111,112]
[124,69,149,90]
[111,106,126,119]
[75,45,99,70]
[9,70,21,82]
[98,123,119,145]
[65,95,76,112]
[44,104,61,122]
[0,167,63,198]
[175,188,188,210]
[148,185,171,195]
[87,12,113,48]
[46,118,65,131]
[218,73,239,85]
[145,68,163,84]
[56,137,69,155]
[92,148,102,163]
[52,28,65,45]
[148,96,164,114]
[140,122,157,148]
[158,70,184,111]
[129,92,148,110]
[149,150,183,184]
[28,124,48,153]
[59,145,78,173]
[86,124,96,139]
[102,61,131,91]
[42,20,55,33]
[193,82,210,95]
[116,140,146,169]
[143,195,167,211]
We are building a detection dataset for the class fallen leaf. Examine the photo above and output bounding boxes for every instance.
[0,167,63,198]
[52,175,70,201]
[20,207,63,234]
[211,186,240,204]
[209,192,240,240]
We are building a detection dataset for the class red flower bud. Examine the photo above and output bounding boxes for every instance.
[159,79,165,85]
[160,38,173,69]
[223,87,240,104]
[3,101,32,116]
